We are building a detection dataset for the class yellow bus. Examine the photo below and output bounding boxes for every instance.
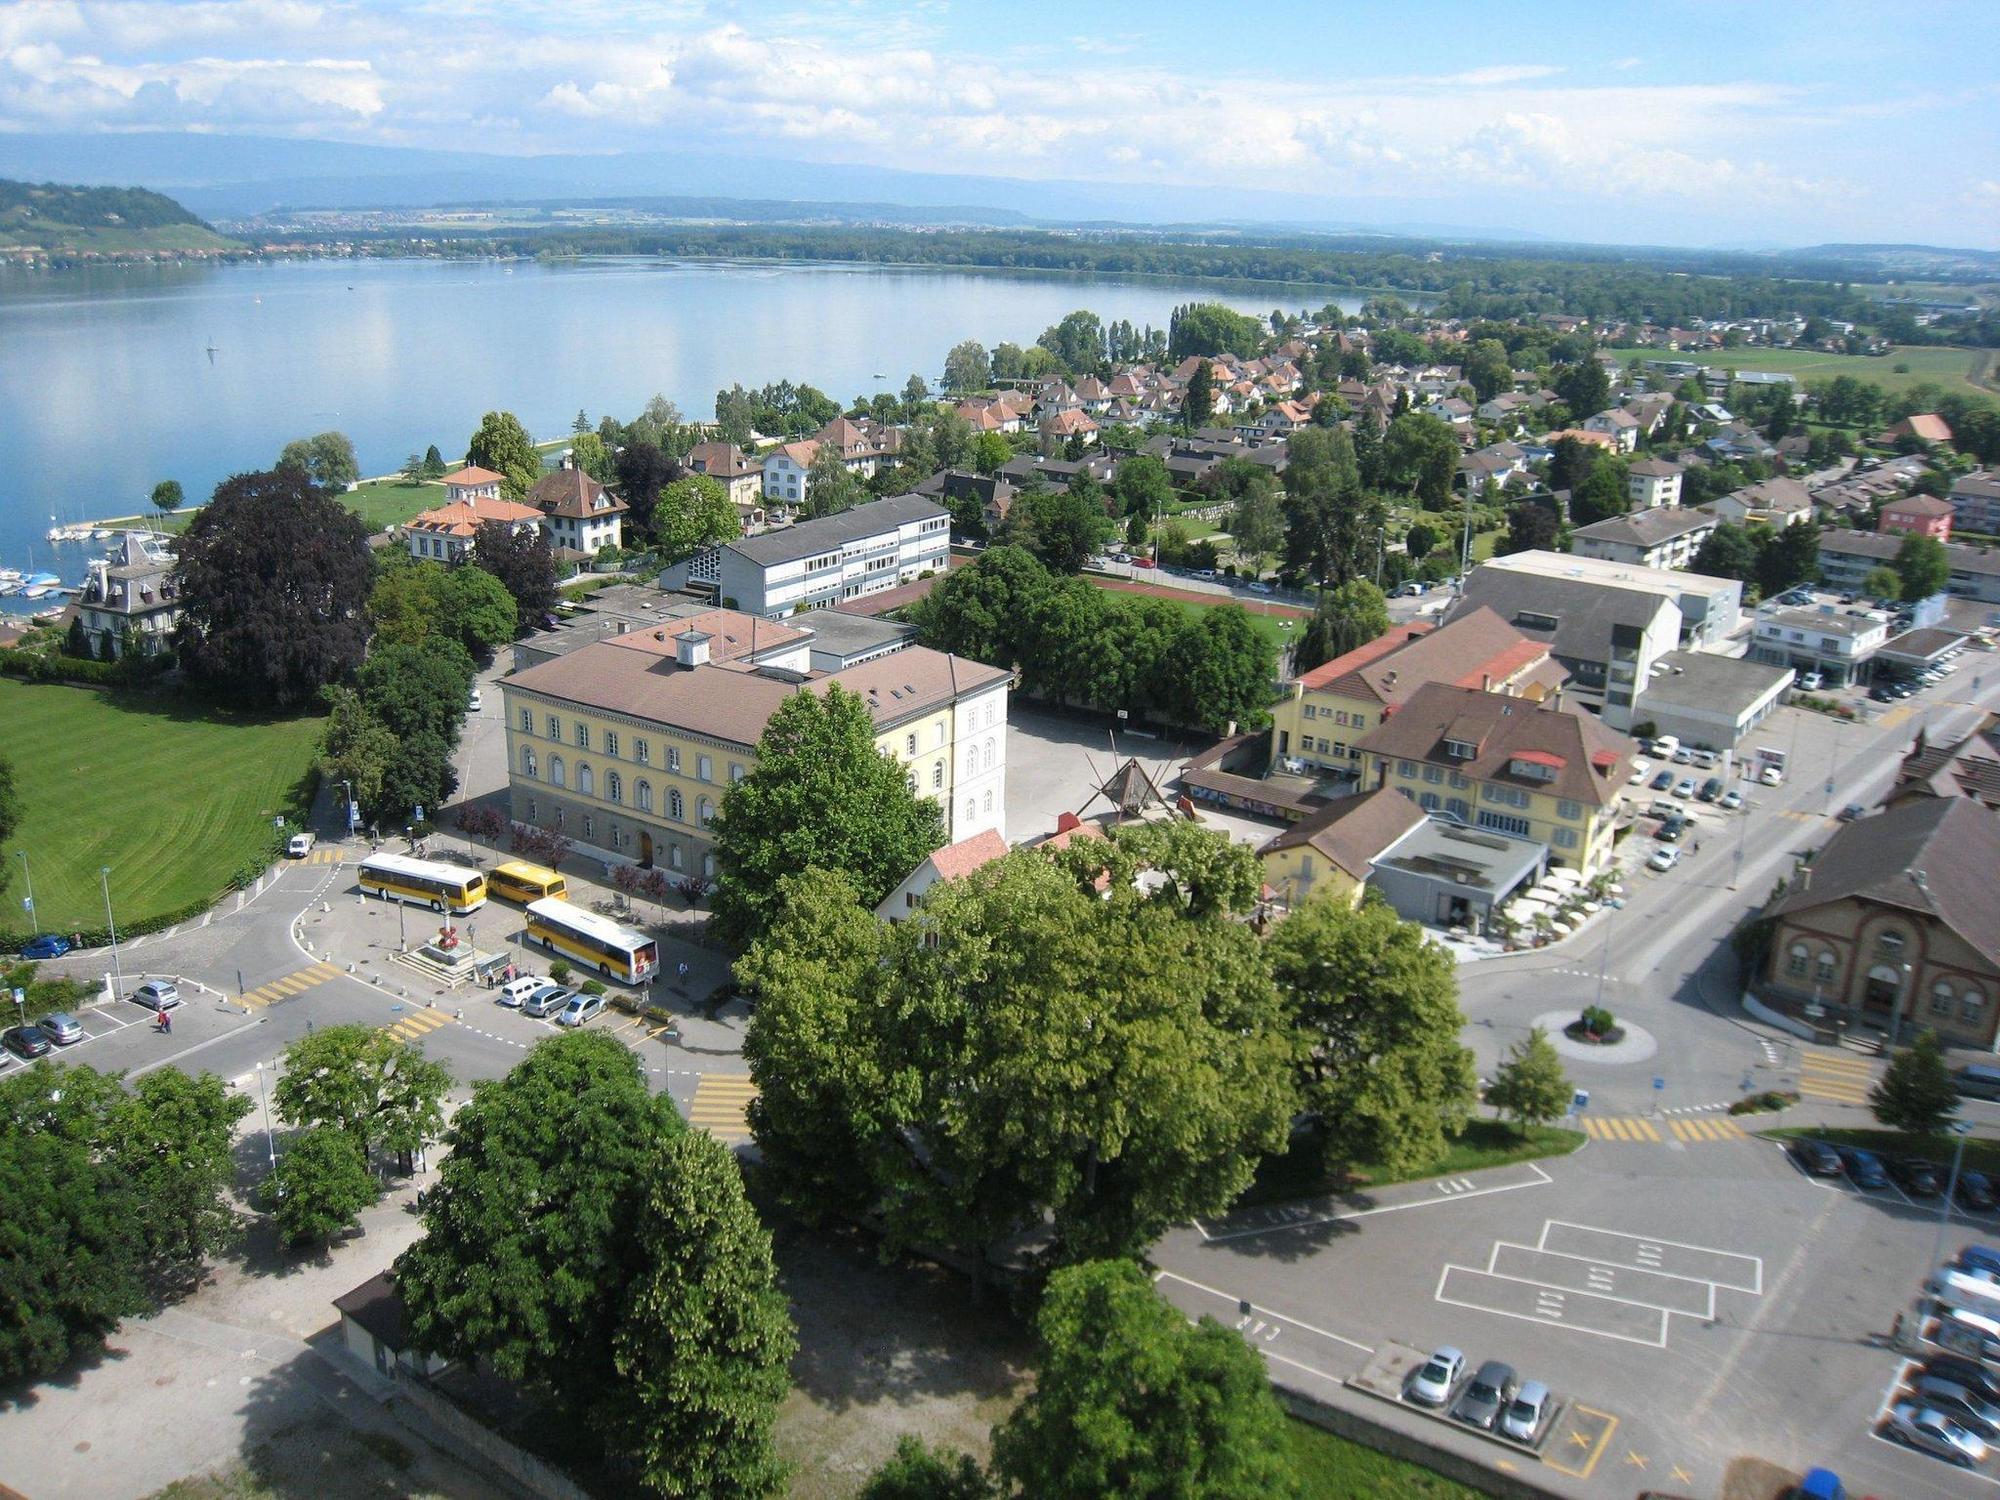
[357,852,487,915]
[524,898,658,986]
[488,860,568,906]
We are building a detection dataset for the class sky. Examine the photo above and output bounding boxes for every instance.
[2,0,1997,247]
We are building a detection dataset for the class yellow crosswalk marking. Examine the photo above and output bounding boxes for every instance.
[1670,1117,1747,1143]
[382,1007,453,1043]
[241,962,342,1007]
[1800,1052,1876,1104]
[689,1074,758,1141]
[1583,1116,1660,1142]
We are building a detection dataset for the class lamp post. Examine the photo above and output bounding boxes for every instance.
[1730,797,1753,892]
[100,865,123,1002]
[1890,960,1913,1051]
[1931,1120,1975,1284]
[16,850,36,936]
[254,1062,278,1174]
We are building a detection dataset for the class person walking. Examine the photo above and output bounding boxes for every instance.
[156,1005,171,1034]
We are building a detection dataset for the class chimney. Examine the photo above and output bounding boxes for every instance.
[674,629,712,667]
[1481,673,1492,692]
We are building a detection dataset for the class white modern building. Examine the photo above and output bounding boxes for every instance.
[1626,457,1684,510]
[1749,598,1891,687]
[1571,506,1716,572]
[661,494,951,617]
[1470,549,1743,648]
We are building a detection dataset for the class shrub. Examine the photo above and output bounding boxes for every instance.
[1578,1005,1616,1039]
[580,979,607,996]
[548,958,572,984]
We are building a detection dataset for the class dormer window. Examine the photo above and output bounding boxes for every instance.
[1444,738,1478,761]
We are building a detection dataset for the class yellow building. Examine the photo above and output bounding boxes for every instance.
[498,609,1010,883]
[1256,787,1427,914]
[1353,683,1636,876]
[1271,606,1564,781]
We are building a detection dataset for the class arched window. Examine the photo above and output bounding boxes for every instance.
[549,755,566,789]
[606,770,622,804]
[984,738,996,771]
[907,771,918,793]
[636,780,653,812]
[669,844,684,870]
[670,788,684,821]
[1786,943,1810,979]
[983,790,993,813]
[932,763,944,790]
[577,763,594,797]
[964,798,976,825]
[1815,951,1836,983]
[1964,989,1988,1023]
[1933,980,1955,1016]
[520,746,538,778]
[698,796,714,826]
[702,852,716,880]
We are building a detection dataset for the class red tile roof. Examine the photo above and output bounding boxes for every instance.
[441,465,506,487]
[926,828,1010,882]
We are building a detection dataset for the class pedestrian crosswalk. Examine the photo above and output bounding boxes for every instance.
[1800,1049,1876,1106]
[1581,1116,1661,1142]
[240,961,344,1008]
[297,848,346,865]
[382,1006,453,1044]
[688,1073,757,1143]
[1668,1116,1748,1143]
[1583,1114,1751,1145]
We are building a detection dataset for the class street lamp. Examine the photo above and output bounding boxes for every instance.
[16,850,35,935]
[1890,960,1913,1051]
[100,865,123,1002]
[1730,797,1754,892]
[254,1062,278,1173]
[1931,1120,1975,1282]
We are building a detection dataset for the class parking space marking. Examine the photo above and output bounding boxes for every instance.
[1538,1221,1763,1293]
[1864,1427,2000,1487]
[1542,1405,1619,1479]
[1435,1266,1670,1347]
[1486,1244,1717,1318]
[1196,1161,1553,1243]
[1155,1270,1375,1357]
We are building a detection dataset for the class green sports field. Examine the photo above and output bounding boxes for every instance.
[0,680,323,933]
[1606,343,1994,399]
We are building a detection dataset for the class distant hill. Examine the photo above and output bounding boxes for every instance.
[0,178,237,255]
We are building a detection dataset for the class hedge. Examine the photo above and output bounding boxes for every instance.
[0,893,215,957]
[0,648,174,688]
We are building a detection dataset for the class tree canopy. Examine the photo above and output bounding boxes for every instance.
[171,467,374,707]
[474,519,560,632]
[273,1022,453,1161]
[1894,534,1951,601]
[1281,425,1378,587]
[1870,1030,1959,1134]
[1485,1026,1572,1135]
[276,430,360,490]
[1167,302,1266,361]
[465,410,542,500]
[653,473,742,562]
[943,338,991,394]
[1289,580,1390,677]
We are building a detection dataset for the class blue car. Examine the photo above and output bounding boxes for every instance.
[19,933,71,960]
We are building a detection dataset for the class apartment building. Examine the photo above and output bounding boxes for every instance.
[661,494,951,617]
[1571,506,1716,571]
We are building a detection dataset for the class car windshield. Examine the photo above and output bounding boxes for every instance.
[1469,1379,1497,1399]
[1421,1361,1449,1381]
[1506,1396,1536,1418]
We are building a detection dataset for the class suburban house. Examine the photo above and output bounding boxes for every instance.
[1878,493,1953,540]
[1712,476,1812,529]
[815,416,904,475]
[1040,407,1100,447]
[1888,715,2000,812]
[1881,413,1954,448]
[1625,456,1684,510]
[1269,607,1565,781]
[74,531,178,658]
[1949,471,2000,535]
[1818,530,2000,607]
[1759,796,2000,1051]
[499,613,1010,878]
[1255,786,1427,914]
[1748,598,1889,688]
[1570,506,1716,572]
[760,440,819,511]
[403,493,546,565]
[686,441,767,512]
[876,828,1011,922]
[440,465,505,505]
[1582,408,1641,453]
[530,467,626,558]
[1353,682,1637,876]
[659,493,951,618]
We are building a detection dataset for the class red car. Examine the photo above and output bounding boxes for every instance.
[1132,556,1157,569]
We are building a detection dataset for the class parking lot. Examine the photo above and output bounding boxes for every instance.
[1153,1129,2000,1499]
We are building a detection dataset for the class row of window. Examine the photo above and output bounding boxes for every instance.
[1302,703,1371,729]
[520,711,740,782]
[1392,760,1585,822]
[1785,943,1988,1023]
[518,750,715,824]
[521,798,717,879]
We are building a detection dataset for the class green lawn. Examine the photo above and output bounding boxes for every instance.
[1156,594,1299,653]
[1764,1124,2000,1175]
[1281,1419,1482,1498]
[344,477,449,533]
[1238,1118,1586,1209]
[1605,343,1995,399]
[0,680,323,934]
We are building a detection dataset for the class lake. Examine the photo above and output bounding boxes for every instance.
[0,255,1380,604]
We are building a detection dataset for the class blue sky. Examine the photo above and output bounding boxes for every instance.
[2,0,1996,246]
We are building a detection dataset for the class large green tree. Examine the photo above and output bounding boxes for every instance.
[1281,425,1376,586]
[368,556,515,655]
[1691,522,1760,583]
[708,684,945,950]
[1224,470,1285,575]
[1290,579,1390,677]
[1183,360,1215,430]
[740,837,1297,1269]
[909,545,1052,668]
[804,443,865,518]
[1894,534,1951,601]
[653,473,742,561]
[603,1130,796,1500]
[1485,1026,1572,1136]
[858,1438,994,1500]
[1167,302,1266,360]
[277,431,360,490]
[943,339,992,394]
[1267,893,1477,1176]
[1381,411,1459,506]
[465,410,542,500]
[990,1259,1298,1500]
[1753,520,1823,598]
[354,639,476,824]
[318,686,399,821]
[171,468,374,707]
[1114,454,1175,524]
[1024,482,1116,574]
[474,519,561,632]
[1870,1030,1959,1134]
[274,1023,454,1162]
[265,1126,379,1247]
[150,478,184,519]
[1461,339,1513,403]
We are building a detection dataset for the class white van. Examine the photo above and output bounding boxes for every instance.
[497,975,544,1009]
[1938,1307,2000,1362]
[1928,1268,2000,1317]
[1649,735,1680,759]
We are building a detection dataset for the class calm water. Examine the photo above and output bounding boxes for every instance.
[0,256,1369,600]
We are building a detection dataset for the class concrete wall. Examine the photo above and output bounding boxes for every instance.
[392,1378,596,1500]
[1274,1382,1572,1500]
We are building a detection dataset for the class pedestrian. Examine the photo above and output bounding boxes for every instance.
[156,1005,170,1034]
[1693,839,1702,854]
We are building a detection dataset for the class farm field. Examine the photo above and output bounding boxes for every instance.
[1608,342,1994,399]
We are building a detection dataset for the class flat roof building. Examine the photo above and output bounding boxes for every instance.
[659,493,951,618]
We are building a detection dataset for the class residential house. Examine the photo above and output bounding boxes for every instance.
[1882,413,1954,448]
[1570,506,1715,572]
[660,493,951,617]
[1543,428,1622,455]
[1256,787,1427,913]
[74,531,178,658]
[1041,408,1100,447]
[1889,715,2000,812]
[404,493,546,565]
[1353,682,1637,876]
[1879,494,1954,540]
[876,828,1011,921]
[915,469,1020,535]
[1583,408,1641,453]
[1457,442,1528,493]
[1704,423,1779,464]
[1949,471,2000,535]
[440,466,505,505]
[1818,530,2000,607]
[1269,607,1566,779]
[760,440,819,511]
[687,441,767,512]
[500,615,1010,878]
[530,467,626,558]
[815,416,904,476]
[1712,476,1813,529]
[1626,456,1684,510]
[1759,796,2000,1050]
[1477,392,1531,426]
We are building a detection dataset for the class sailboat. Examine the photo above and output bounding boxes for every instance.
[205,334,218,361]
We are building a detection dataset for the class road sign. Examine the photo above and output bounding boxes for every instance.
[1571,1089,1590,1113]
[1824,778,1835,796]
[1653,1075,1665,1091]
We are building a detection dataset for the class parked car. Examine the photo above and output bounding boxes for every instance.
[1657,814,1687,843]
[1692,749,1720,769]
[1131,556,1156,569]
[1956,1063,2000,1101]
[497,975,544,1008]
[1759,764,1784,786]
[19,933,71,960]
[1649,769,1675,791]
[286,829,316,858]
[1452,1360,1517,1429]
[1913,1375,2000,1439]
[131,979,181,1010]
[1838,804,1866,823]
[1671,746,1695,765]
[1648,734,1680,758]
[1497,1379,1550,1442]
[1628,759,1653,785]
[1956,1171,1998,1213]
[1390,581,1428,598]
[1672,778,1697,799]
[1698,777,1724,802]
[1923,1354,2000,1406]
[39,1011,83,1046]
[1405,1346,1464,1407]
[1247,581,1273,595]
[1836,1145,1890,1189]
[3,1024,52,1059]
[521,984,572,1019]
[1719,790,1745,811]
[1800,671,1824,691]
[1790,1138,1844,1177]
[1960,1245,2000,1277]
[1647,846,1681,873]
[1890,1156,1944,1198]
[1870,683,1897,703]
[1883,1400,1988,1467]
[556,991,606,1027]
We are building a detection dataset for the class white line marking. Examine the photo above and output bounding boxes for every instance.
[1540,1219,1764,1293]
[1472,1258,1718,1319]
[1153,1270,1375,1354]
[1433,1267,1670,1349]
[1863,1428,2000,1488]
[1508,1241,1737,1291]
[1197,1162,1554,1243]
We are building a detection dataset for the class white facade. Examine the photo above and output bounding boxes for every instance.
[949,684,1010,843]
[690,496,951,617]
[762,449,809,508]
[1626,465,1683,510]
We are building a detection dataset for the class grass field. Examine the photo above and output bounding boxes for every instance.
[1282,1419,1483,1498]
[1159,594,1298,653]
[0,680,323,933]
[344,476,450,533]
[1606,343,1995,399]
[1241,1119,1587,1209]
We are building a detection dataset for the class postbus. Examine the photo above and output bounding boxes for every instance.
[487,859,568,906]
[523,897,658,986]
[356,852,487,915]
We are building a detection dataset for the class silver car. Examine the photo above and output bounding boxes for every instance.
[1498,1379,1550,1442]
[521,984,572,1019]
[1885,1400,1988,1467]
[1405,1346,1463,1408]
[1913,1375,2000,1440]
[1452,1360,1517,1429]
[556,992,606,1028]
[40,1011,83,1046]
